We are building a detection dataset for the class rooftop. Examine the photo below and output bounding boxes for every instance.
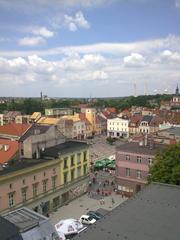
[0,123,31,138]
[158,126,180,136]
[73,183,180,240]
[0,141,88,176]
[43,141,88,158]
[116,141,167,155]
[141,115,154,123]
[0,138,19,164]
[37,117,60,125]
[19,124,51,142]
[0,216,22,240]
[3,207,47,232]
[0,158,49,177]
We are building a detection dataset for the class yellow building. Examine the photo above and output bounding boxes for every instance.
[0,141,89,215]
[37,117,61,125]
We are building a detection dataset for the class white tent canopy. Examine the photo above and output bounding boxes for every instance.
[55,219,84,236]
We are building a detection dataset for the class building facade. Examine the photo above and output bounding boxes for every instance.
[115,141,166,196]
[107,118,129,138]
[0,141,90,215]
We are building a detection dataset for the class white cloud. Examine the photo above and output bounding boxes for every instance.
[0,0,113,12]
[18,36,45,46]
[64,11,90,31]
[161,49,180,63]
[123,53,146,67]
[31,27,54,38]
[2,35,180,58]
[0,35,180,96]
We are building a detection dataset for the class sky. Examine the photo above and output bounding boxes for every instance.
[0,0,180,97]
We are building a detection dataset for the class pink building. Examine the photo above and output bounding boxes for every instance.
[116,141,166,196]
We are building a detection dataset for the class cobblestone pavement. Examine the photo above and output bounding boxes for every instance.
[88,135,126,162]
[50,171,127,225]
[88,135,115,162]
[50,191,126,225]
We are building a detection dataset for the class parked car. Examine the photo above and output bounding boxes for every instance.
[79,215,96,225]
[86,211,103,220]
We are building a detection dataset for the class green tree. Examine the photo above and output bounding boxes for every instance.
[149,144,180,185]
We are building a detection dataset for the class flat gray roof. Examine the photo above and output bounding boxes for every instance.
[3,207,47,232]
[73,183,180,240]
[116,142,166,155]
[160,127,180,136]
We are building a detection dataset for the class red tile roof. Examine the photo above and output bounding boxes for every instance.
[0,123,31,137]
[106,107,117,113]
[0,139,19,164]
[129,115,142,127]
[102,111,113,119]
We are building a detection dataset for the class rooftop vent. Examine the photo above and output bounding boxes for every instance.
[4,145,10,151]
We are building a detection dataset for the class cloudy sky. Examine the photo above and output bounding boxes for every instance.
[0,0,180,97]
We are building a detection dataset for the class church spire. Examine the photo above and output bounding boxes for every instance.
[175,84,179,95]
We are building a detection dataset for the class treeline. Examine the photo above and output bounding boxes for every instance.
[0,94,172,114]
[93,94,172,110]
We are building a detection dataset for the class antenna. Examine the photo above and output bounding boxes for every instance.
[144,81,148,95]
[133,82,137,97]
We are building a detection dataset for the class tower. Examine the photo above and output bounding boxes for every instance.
[175,84,179,95]
[133,83,137,97]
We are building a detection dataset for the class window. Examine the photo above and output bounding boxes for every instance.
[136,170,142,179]
[77,153,81,164]
[52,176,57,189]
[53,196,60,209]
[71,169,75,181]
[125,155,130,161]
[42,179,48,193]
[32,183,38,198]
[64,172,68,184]
[64,157,68,169]
[83,164,87,175]
[83,151,87,162]
[8,192,15,207]
[71,155,75,166]
[137,156,142,163]
[21,187,27,202]
[77,166,81,178]
[148,158,153,165]
[125,168,130,177]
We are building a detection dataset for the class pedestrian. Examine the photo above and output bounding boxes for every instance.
[99,181,102,187]
[97,188,100,195]
[112,197,115,204]
[103,182,106,188]
[89,181,92,187]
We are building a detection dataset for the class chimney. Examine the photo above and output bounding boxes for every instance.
[4,145,9,151]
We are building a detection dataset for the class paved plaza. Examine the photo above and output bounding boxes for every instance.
[50,170,127,225]
[50,136,127,226]
[50,191,126,225]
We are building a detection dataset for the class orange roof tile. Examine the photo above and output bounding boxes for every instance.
[0,123,31,137]
[0,139,19,164]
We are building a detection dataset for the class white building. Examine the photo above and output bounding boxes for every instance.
[73,120,86,139]
[107,118,129,138]
[0,114,3,126]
